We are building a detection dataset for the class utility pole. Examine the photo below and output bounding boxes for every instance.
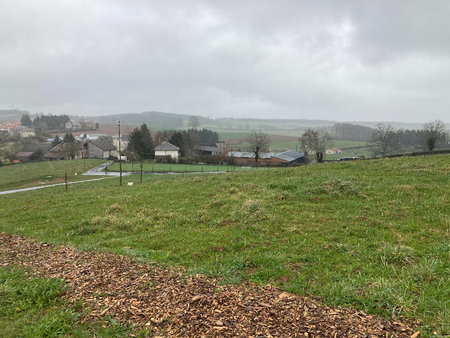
[118,120,122,186]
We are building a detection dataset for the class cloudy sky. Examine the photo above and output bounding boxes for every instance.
[1,1,449,122]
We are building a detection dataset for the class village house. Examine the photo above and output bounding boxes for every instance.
[112,135,129,151]
[16,143,53,162]
[12,126,35,138]
[87,136,118,159]
[44,142,87,161]
[65,120,82,130]
[155,141,180,161]
[0,121,21,133]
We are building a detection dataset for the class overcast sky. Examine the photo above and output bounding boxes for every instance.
[1,1,449,122]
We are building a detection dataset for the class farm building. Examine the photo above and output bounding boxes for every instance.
[194,142,227,156]
[227,150,305,165]
[87,136,118,159]
[155,141,179,161]
[44,142,87,160]
[16,143,53,162]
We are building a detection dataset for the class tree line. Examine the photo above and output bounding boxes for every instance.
[299,120,448,162]
[125,124,219,160]
[21,114,70,132]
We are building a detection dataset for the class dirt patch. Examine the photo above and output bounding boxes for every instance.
[0,233,417,337]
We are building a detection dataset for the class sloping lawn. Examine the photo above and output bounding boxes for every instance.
[0,159,104,191]
[0,154,448,334]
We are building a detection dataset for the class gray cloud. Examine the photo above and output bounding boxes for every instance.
[0,0,449,122]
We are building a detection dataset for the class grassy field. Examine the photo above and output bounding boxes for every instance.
[0,159,104,191]
[107,161,258,173]
[227,138,373,159]
[0,155,448,334]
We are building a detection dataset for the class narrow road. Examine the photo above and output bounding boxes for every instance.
[0,161,124,195]
[0,177,108,195]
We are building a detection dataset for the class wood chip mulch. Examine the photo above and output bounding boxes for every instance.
[0,233,418,337]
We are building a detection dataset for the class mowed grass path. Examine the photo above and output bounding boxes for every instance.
[0,159,104,191]
[0,155,448,334]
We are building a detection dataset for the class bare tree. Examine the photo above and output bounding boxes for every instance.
[299,129,330,163]
[0,144,20,162]
[422,120,447,152]
[371,123,399,157]
[153,130,165,146]
[247,131,270,164]
[188,116,200,130]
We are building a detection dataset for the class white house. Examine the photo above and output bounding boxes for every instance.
[155,141,179,161]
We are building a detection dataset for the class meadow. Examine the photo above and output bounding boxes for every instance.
[107,161,255,173]
[0,159,104,191]
[0,154,448,335]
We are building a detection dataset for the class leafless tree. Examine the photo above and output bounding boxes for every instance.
[247,131,270,164]
[422,120,447,152]
[371,123,399,157]
[188,115,200,130]
[153,130,165,146]
[299,129,330,163]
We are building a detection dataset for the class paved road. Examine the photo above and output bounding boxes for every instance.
[82,161,132,176]
[0,177,108,195]
[1,162,226,195]
[0,161,125,195]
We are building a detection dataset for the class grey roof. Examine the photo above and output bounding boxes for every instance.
[227,151,274,159]
[227,150,304,162]
[273,150,305,162]
[20,143,53,154]
[90,136,116,151]
[194,145,225,153]
[155,141,179,151]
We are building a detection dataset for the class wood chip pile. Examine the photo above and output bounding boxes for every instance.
[0,233,417,337]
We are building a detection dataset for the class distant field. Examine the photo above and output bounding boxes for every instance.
[227,138,372,158]
[0,154,448,334]
[0,159,104,191]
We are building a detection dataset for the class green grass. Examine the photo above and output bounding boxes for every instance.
[0,159,104,191]
[0,155,449,335]
[0,266,130,337]
[107,161,255,173]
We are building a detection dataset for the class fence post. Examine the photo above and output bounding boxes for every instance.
[140,160,143,184]
[65,170,68,193]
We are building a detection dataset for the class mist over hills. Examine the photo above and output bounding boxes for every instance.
[0,109,439,131]
[89,111,428,131]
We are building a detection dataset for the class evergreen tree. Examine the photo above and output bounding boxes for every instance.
[63,132,75,143]
[52,135,63,146]
[20,114,32,127]
[127,124,154,159]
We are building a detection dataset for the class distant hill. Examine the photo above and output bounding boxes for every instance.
[91,111,216,129]
[0,110,29,122]
[89,111,431,131]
